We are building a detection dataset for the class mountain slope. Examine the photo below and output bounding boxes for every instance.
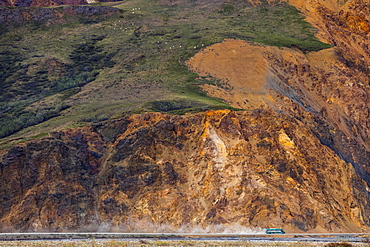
[1,0,370,233]
[0,0,329,143]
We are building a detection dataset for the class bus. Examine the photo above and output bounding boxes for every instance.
[265,228,285,234]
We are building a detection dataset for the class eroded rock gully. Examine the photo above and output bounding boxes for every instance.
[286,0,370,73]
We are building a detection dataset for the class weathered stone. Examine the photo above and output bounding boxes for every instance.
[0,110,369,232]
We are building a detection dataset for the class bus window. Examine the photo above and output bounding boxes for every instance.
[266,228,285,234]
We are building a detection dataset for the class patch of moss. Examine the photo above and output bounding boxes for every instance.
[145,99,239,115]
[29,132,49,140]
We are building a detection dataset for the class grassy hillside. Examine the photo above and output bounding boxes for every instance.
[0,0,331,144]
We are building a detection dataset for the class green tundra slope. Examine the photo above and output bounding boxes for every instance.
[0,0,330,146]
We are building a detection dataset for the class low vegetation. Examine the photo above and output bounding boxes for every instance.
[0,0,331,141]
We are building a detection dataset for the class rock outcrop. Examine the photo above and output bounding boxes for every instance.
[286,0,370,73]
[1,110,369,232]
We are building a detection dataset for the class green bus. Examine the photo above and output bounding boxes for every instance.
[265,228,285,234]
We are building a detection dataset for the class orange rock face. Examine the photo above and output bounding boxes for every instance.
[286,0,370,73]
[0,111,369,232]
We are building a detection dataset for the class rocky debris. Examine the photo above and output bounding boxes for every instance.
[0,110,369,232]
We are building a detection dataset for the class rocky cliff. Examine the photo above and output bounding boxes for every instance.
[1,110,369,232]
[1,0,370,233]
